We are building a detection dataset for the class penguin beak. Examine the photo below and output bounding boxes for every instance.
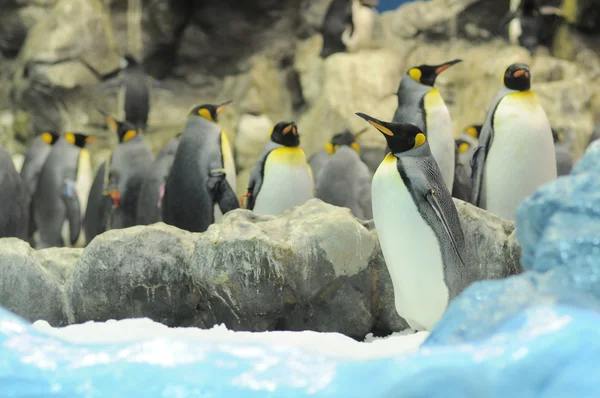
[216,100,233,115]
[435,59,462,75]
[513,69,530,79]
[282,122,298,135]
[85,136,100,143]
[354,127,369,139]
[355,112,394,136]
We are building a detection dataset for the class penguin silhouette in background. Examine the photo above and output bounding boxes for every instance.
[315,130,373,219]
[136,133,182,225]
[119,54,150,131]
[0,144,28,240]
[34,133,97,248]
[552,128,573,177]
[308,127,367,180]
[20,131,60,243]
[244,121,314,215]
[356,112,469,332]
[392,59,462,192]
[162,101,238,233]
[587,124,600,149]
[451,124,481,201]
[471,63,557,221]
[320,0,379,58]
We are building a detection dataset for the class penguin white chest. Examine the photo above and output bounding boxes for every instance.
[482,91,557,221]
[371,155,449,331]
[213,131,238,221]
[253,147,314,216]
[425,89,455,192]
[62,149,93,247]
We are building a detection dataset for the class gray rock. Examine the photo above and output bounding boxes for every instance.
[0,238,67,325]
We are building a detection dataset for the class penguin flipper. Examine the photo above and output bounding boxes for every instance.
[207,170,239,214]
[62,179,81,245]
[425,189,466,267]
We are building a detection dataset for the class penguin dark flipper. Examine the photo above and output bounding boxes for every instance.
[208,170,240,214]
[62,179,81,245]
[425,189,466,268]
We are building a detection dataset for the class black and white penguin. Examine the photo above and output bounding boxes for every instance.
[308,128,366,180]
[20,131,60,242]
[244,122,314,215]
[119,54,150,131]
[136,133,182,225]
[0,144,28,240]
[162,101,238,233]
[471,63,557,221]
[320,0,379,58]
[356,111,469,332]
[392,59,462,192]
[315,130,373,219]
[451,125,481,201]
[34,132,97,248]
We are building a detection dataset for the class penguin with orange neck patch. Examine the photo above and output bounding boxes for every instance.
[392,60,462,192]
[162,101,238,232]
[244,121,314,215]
[356,112,469,331]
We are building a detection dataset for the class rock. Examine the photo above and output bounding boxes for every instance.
[0,238,66,325]
[66,224,197,326]
[36,247,81,285]
[0,1,57,57]
[235,113,274,170]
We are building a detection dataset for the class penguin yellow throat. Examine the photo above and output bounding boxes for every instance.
[269,146,308,167]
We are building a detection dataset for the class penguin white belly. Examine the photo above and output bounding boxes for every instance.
[425,89,455,192]
[213,131,238,221]
[73,150,93,247]
[372,154,449,331]
[253,147,314,216]
[482,92,557,221]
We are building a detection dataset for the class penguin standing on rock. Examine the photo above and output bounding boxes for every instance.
[136,133,182,225]
[0,144,28,240]
[119,54,150,131]
[392,59,462,192]
[244,122,314,216]
[162,101,238,233]
[356,112,469,332]
[315,130,373,219]
[34,133,98,248]
[20,131,60,242]
[471,63,557,221]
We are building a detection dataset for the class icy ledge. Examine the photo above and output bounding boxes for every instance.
[2,143,600,396]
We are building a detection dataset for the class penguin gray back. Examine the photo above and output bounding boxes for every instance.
[392,75,429,130]
[122,55,150,131]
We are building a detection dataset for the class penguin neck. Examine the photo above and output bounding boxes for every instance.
[398,76,431,105]
[391,142,432,159]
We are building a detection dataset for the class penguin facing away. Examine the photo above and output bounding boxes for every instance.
[552,128,573,177]
[34,132,97,248]
[308,128,365,181]
[119,54,150,131]
[452,127,480,202]
[315,130,373,219]
[20,131,60,242]
[392,59,462,193]
[0,144,29,240]
[471,63,557,221]
[356,112,469,332]
[162,101,238,233]
[244,122,315,216]
[136,132,182,225]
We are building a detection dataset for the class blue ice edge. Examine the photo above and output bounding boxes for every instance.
[3,142,600,397]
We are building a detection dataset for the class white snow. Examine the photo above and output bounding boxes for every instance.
[31,318,429,361]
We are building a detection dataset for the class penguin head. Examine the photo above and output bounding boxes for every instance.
[189,100,232,123]
[455,139,472,154]
[551,128,564,143]
[503,63,531,91]
[41,131,60,145]
[325,129,365,154]
[406,59,462,87]
[65,132,98,148]
[464,125,482,140]
[99,109,139,143]
[270,121,300,147]
[359,0,379,8]
[355,112,426,154]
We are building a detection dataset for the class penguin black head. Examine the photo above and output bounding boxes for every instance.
[355,112,426,154]
[189,100,232,123]
[41,131,60,145]
[504,63,531,91]
[325,128,367,154]
[98,109,139,143]
[359,0,379,9]
[406,59,462,87]
[464,125,482,140]
[271,121,300,147]
[65,132,98,148]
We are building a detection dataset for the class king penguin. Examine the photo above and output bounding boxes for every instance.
[162,101,238,233]
[308,128,366,181]
[34,132,97,248]
[471,63,557,221]
[136,132,182,225]
[392,59,462,192]
[119,54,150,131]
[315,131,373,219]
[451,125,481,201]
[244,122,315,216]
[356,112,469,332]
[552,128,573,177]
[0,143,28,240]
[20,131,60,243]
